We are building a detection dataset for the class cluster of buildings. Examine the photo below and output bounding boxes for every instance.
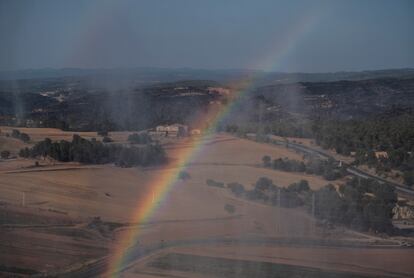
[149,124,201,138]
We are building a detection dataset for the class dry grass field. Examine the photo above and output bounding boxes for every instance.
[269,135,355,164]
[0,126,136,144]
[0,128,412,277]
[0,136,27,156]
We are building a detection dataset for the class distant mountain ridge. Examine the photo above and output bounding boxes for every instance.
[1,67,414,85]
[1,72,414,131]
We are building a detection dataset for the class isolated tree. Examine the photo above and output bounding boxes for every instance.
[262,155,271,167]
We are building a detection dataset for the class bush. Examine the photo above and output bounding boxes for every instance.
[287,180,310,193]
[227,182,245,196]
[178,171,191,180]
[224,204,235,214]
[262,155,271,167]
[255,177,276,191]
[19,133,31,143]
[206,179,224,188]
[11,129,31,143]
[11,129,20,138]
[1,150,10,159]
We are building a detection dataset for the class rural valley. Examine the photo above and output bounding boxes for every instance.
[1,1,414,277]
[1,68,414,277]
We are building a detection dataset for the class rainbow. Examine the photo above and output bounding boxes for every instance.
[100,9,323,277]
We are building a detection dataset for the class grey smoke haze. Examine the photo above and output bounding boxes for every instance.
[0,0,413,72]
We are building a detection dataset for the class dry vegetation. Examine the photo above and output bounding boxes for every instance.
[0,128,413,277]
[0,126,137,145]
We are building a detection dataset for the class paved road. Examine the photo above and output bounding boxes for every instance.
[266,136,414,196]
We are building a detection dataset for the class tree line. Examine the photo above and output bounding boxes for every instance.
[209,176,397,234]
[262,155,347,181]
[19,134,166,167]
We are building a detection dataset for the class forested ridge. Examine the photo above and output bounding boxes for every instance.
[312,112,414,186]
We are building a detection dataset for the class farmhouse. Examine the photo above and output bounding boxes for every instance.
[375,151,388,159]
[190,129,201,136]
[155,124,188,137]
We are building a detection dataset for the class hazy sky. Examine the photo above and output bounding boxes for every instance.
[1,0,413,72]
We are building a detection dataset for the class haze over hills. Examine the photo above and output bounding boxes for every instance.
[1,68,414,131]
[1,67,414,85]
[1,1,414,277]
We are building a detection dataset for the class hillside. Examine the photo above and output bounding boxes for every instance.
[255,77,414,119]
[1,74,414,131]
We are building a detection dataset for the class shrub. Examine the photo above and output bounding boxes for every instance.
[11,129,20,138]
[227,182,245,196]
[262,155,271,167]
[10,129,30,143]
[178,171,191,180]
[19,133,31,143]
[1,150,10,159]
[255,177,276,192]
[287,179,310,193]
[224,204,235,214]
[206,179,224,188]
